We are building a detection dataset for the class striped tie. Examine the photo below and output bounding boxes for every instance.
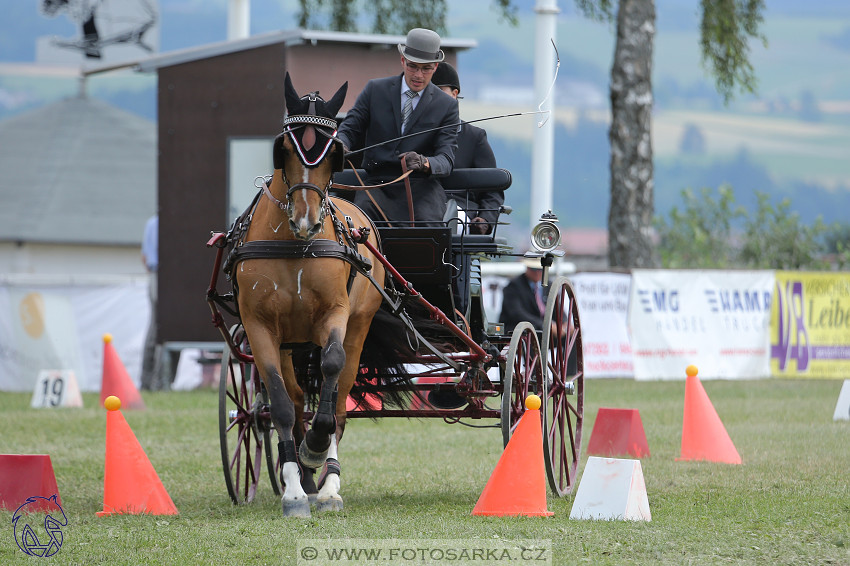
[401,90,418,133]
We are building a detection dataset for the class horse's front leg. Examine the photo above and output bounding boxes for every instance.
[314,328,365,512]
[299,327,345,468]
[257,351,311,518]
[315,430,343,512]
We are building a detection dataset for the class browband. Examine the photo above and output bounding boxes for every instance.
[283,115,338,129]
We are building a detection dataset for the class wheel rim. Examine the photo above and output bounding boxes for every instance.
[501,322,543,446]
[219,326,265,504]
[541,277,584,497]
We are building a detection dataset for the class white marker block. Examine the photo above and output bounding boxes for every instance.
[569,456,651,521]
[834,380,850,421]
[31,370,83,408]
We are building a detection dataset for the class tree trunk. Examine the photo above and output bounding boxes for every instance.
[608,0,657,268]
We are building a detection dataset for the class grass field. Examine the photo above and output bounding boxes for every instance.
[1,379,848,565]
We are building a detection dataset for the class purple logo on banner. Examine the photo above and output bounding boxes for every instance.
[772,280,810,372]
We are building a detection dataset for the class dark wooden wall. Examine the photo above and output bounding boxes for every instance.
[156,40,458,343]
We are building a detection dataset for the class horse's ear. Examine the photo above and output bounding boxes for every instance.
[284,72,300,115]
[325,82,348,118]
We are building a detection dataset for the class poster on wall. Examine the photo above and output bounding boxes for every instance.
[772,271,850,379]
[628,270,773,380]
[570,272,633,378]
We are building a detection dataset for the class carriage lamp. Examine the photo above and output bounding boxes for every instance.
[530,211,562,253]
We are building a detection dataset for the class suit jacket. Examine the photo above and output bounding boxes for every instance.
[499,273,547,332]
[337,75,459,224]
[446,122,504,227]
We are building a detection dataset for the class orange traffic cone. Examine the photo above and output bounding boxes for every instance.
[472,395,553,516]
[679,365,742,465]
[99,334,145,410]
[96,396,178,516]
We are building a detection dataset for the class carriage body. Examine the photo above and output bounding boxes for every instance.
[206,166,584,506]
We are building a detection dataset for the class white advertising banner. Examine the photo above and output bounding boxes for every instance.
[0,280,148,392]
[570,272,634,378]
[628,270,773,380]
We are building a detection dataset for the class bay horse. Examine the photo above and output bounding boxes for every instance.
[233,74,387,517]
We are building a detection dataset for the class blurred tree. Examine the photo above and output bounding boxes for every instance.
[739,192,828,269]
[576,0,766,268]
[656,185,835,270]
[655,185,745,268]
[824,224,850,270]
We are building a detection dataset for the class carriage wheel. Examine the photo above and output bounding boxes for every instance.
[500,322,543,447]
[219,325,274,504]
[540,276,585,497]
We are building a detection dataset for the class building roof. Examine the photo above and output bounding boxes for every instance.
[0,95,156,245]
[103,28,476,74]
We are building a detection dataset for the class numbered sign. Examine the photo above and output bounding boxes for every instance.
[31,370,83,408]
[834,380,850,422]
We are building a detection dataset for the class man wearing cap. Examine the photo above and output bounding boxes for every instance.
[499,259,548,332]
[431,61,504,236]
[337,28,459,225]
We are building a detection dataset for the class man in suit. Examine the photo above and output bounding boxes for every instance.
[337,28,459,226]
[499,259,547,332]
[430,62,504,235]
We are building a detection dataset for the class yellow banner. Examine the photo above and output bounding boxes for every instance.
[771,271,850,378]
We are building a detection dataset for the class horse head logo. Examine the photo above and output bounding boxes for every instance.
[12,495,67,558]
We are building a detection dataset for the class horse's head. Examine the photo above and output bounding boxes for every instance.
[272,73,348,240]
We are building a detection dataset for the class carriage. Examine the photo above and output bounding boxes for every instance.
[203,76,584,516]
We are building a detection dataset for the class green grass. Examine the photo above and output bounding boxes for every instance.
[1,380,848,565]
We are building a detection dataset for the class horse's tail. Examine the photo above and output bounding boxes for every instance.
[351,302,455,412]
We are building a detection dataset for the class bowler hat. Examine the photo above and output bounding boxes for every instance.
[431,61,460,92]
[398,28,445,64]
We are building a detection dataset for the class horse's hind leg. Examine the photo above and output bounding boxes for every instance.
[299,328,345,468]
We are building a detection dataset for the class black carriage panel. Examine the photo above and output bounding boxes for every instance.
[379,227,453,285]
[379,226,456,317]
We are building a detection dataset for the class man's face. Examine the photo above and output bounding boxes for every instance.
[401,56,437,92]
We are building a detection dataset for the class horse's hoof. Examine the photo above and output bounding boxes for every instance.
[299,441,328,469]
[316,496,343,513]
[282,497,311,518]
